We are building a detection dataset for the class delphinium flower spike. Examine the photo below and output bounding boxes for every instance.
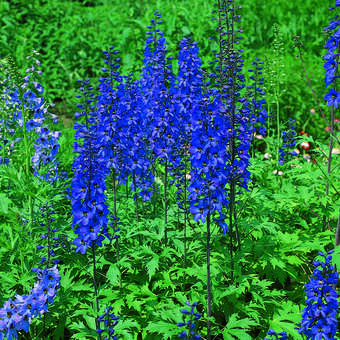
[0,265,60,339]
[278,118,297,165]
[71,79,109,254]
[171,37,204,268]
[97,306,119,340]
[72,78,111,338]
[139,11,175,244]
[264,329,288,340]
[247,57,268,158]
[177,301,201,339]
[36,202,67,267]
[296,250,338,339]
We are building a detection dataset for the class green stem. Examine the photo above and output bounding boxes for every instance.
[20,91,33,231]
[276,94,280,165]
[92,244,101,340]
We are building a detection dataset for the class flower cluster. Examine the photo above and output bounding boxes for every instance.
[278,118,297,165]
[247,58,268,136]
[264,329,288,340]
[36,202,67,266]
[0,265,60,340]
[177,301,201,339]
[324,1,340,107]
[0,52,61,181]
[97,306,119,340]
[71,79,109,254]
[297,250,338,339]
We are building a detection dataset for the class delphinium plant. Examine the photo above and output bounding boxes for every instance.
[0,265,60,340]
[323,0,340,241]
[97,306,119,340]
[71,78,110,336]
[296,250,339,339]
[177,301,201,340]
[246,57,268,156]
[278,118,298,166]
[264,329,288,340]
[170,37,204,269]
[139,11,175,245]
[96,46,125,285]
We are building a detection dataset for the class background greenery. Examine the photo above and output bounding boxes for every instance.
[0,0,334,137]
[0,1,339,338]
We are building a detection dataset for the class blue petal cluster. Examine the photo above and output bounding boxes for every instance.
[278,118,297,165]
[264,329,288,340]
[177,301,201,339]
[324,2,340,107]
[297,250,339,339]
[97,306,119,340]
[0,52,61,181]
[71,79,109,254]
[0,265,60,340]
[247,58,268,136]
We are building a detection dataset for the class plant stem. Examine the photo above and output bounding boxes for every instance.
[132,170,139,223]
[184,161,187,269]
[111,168,121,289]
[325,105,335,232]
[126,178,129,200]
[276,94,280,165]
[91,244,101,340]
[206,193,212,340]
[164,159,168,246]
[20,91,33,232]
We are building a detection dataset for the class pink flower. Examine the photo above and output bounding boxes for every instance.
[301,142,310,151]
[310,108,316,114]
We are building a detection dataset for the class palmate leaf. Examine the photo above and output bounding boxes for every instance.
[0,193,11,215]
[107,263,121,286]
[144,320,179,338]
[223,313,257,340]
[146,253,159,281]
[269,300,302,339]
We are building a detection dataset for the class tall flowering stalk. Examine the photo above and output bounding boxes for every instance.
[97,46,124,285]
[71,79,111,337]
[0,265,60,340]
[171,37,204,268]
[139,11,175,244]
[278,118,297,165]
[323,1,340,239]
[177,301,201,339]
[97,306,119,340]
[213,0,254,283]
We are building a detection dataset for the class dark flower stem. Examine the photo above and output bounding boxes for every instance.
[206,193,212,340]
[132,170,139,223]
[164,160,168,246]
[91,244,101,340]
[184,160,187,269]
[111,168,122,289]
[126,178,129,200]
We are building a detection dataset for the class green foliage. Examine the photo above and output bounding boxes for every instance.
[0,0,339,339]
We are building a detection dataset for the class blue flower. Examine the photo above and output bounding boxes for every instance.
[177,301,201,339]
[297,250,338,339]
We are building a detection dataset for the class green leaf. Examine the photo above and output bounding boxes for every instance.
[0,193,11,214]
[107,264,120,286]
[223,313,257,339]
[144,320,179,338]
[146,254,159,281]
